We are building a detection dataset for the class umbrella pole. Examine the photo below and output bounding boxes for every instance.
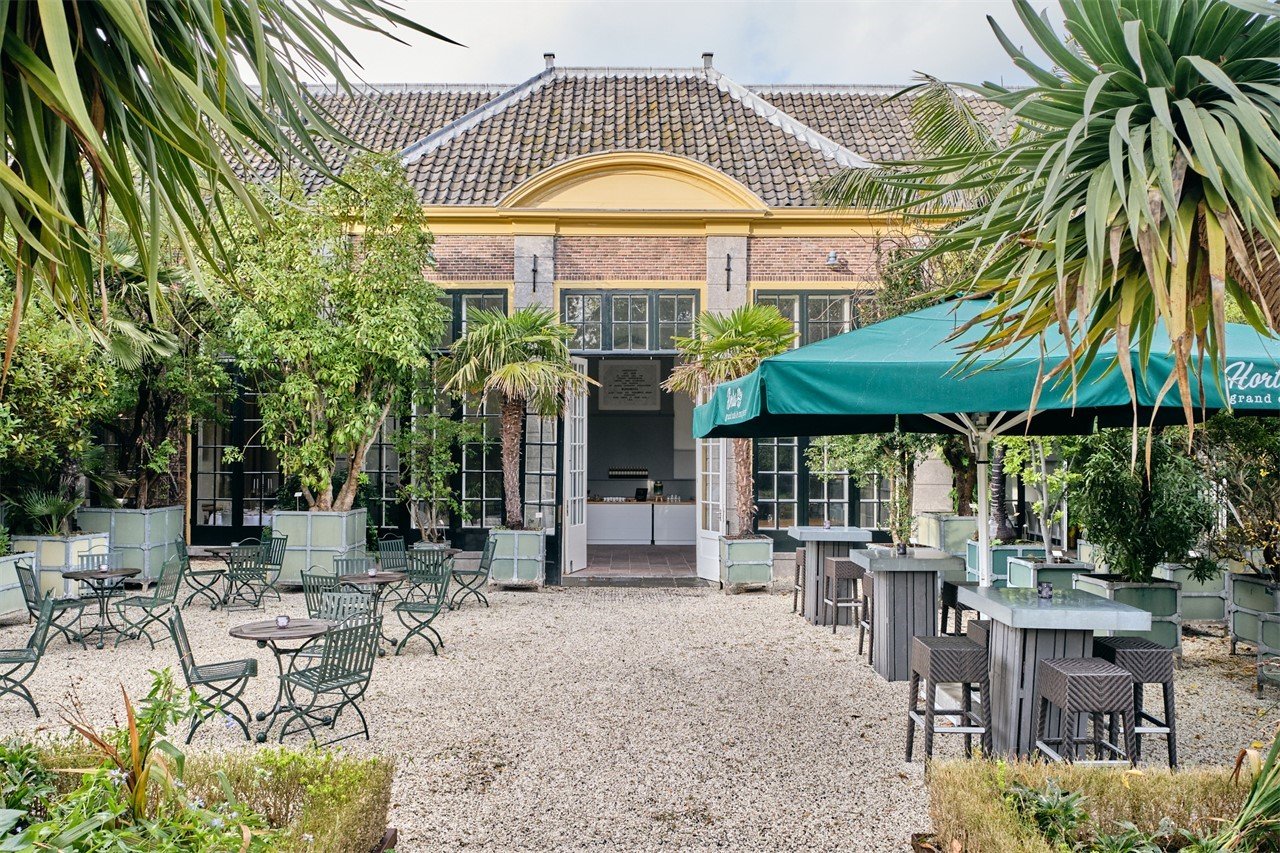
[975,431,992,588]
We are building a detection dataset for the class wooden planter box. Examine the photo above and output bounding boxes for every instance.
[1075,573,1182,653]
[270,509,367,586]
[965,541,1046,586]
[0,552,34,619]
[8,532,111,597]
[719,536,773,589]
[77,506,183,585]
[489,529,545,588]
[916,513,978,557]
[1155,562,1227,623]
[1006,557,1094,591]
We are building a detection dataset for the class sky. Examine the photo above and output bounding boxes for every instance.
[319,0,1054,88]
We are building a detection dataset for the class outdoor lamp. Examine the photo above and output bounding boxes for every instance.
[825,250,839,267]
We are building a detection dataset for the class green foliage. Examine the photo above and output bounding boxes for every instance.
[15,491,83,537]
[1000,437,1086,546]
[393,382,483,542]
[0,741,56,830]
[810,430,936,544]
[1006,779,1088,849]
[1193,414,1280,579]
[217,154,449,513]
[1072,430,1215,582]
[823,1,1280,421]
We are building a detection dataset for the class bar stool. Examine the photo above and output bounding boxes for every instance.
[792,548,805,614]
[940,580,977,635]
[905,635,991,760]
[1034,658,1136,765]
[966,619,992,650]
[857,570,874,663]
[823,557,862,634]
[1094,636,1178,768]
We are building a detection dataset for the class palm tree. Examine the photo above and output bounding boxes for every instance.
[0,1,454,390]
[443,308,594,530]
[823,0,1280,424]
[665,305,796,536]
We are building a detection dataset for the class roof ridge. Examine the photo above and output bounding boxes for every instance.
[304,82,512,96]
[399,69,555,165]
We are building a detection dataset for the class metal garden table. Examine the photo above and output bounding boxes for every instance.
[955,585,1151,757]
[229,617,332,743]
[339,571,406,654]
[785,526,873,626]
[62,567,140,649]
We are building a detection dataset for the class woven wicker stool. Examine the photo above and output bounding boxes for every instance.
[1094,636,1177,768]
[792,548,805,614]
[823,557,863,635]
[857,570,874,663]
[1034,658,1136,765]
[905,636,991,760]
[940,580,977,636]
[966,619,992,649]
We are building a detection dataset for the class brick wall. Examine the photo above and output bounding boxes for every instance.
[747,236,880,281]
[555,236,704,280]
[431,235,515,281]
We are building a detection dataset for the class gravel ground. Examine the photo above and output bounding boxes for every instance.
[1,577,1276,852]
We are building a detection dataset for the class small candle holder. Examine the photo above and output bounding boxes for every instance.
[1037,582,1053,601]
[275,614,291,629]
[895,542,908,556]
[367,567,378,577]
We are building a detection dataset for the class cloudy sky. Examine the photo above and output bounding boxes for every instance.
[322,1,1054,87]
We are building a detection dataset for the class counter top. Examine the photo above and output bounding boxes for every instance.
[785,526,873,543]
[851,547,963,572]
[956,585,1152,632]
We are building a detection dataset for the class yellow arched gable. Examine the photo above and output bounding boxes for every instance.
[500,151,767,212]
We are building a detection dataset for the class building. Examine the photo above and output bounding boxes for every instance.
[190,53,958,581]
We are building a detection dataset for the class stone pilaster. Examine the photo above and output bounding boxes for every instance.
[704,235,748,313]
[514,235,555,310]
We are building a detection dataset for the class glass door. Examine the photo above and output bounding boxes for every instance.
[561,357,589,574]
[696,437,726,581]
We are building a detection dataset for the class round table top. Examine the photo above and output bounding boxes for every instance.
[340,571,407,586]
[63,567,140,582]
[230,618,332,643]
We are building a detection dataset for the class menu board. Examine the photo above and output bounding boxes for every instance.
[598,360,661,411]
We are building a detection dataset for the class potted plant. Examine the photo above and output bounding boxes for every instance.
[216,154,449,582]
[998,436,1092,590]
[79,240,230,582]
[443,307,592,588]
[1071,429,1215,651]
[665,305,795,589]
[393,382,483,548]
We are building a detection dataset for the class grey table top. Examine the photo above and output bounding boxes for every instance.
[850,547,964,572]
[785,526,873,544]
[956,585,1152,632]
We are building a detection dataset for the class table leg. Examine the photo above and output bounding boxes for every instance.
[987,622,1093,757]
[254,643,289,743]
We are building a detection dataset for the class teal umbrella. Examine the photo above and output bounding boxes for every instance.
[694,300,1280,586]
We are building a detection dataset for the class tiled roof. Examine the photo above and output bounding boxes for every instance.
[278,68,1008,208]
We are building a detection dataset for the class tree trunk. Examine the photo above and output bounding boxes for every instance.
[731,437,755,536]
[940,436,976,516]
[500,396,525,529]
[991,443,1016,543]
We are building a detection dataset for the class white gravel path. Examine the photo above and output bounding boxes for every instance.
[0,579,1274,851]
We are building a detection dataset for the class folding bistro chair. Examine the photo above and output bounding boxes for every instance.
[0,596,55,717]
[114,553,185,648]
[301,567,340,619]
[334,554,376,579]
[180,537,225,609]
[402,548,450,603]
[14,559,85,647]
[278,616,380,744]
[169,609,258,743]
[450,536,494,609]
[394,552,451,656]
[224,535,287,609]
[378,535,408,573]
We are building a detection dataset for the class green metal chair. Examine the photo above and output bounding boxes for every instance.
[334,554,376,578]
[394,553,451,656]
[278,616,380,744]
[179,537,224,609]
[378,535,408,572]
[168,609,258,744]
[76,550,129,600]
[224,535,287,609]
[0,596,55,717]
[292,589,373,669]
[14,560,85,648]
[113,553,185,648]
[301,566,340,619]
[402,548,451,603]
[450,536,494,609]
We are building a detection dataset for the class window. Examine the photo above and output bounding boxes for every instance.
[460,393,504,528]
[522,412,558,530]
[562,291,697,352]
[699,439,725,533]
[240,390,280,527]
[362,415,402,530]
[857,476,892,529]
[807,443,849,526]
[755,292,858,346]
[755,438,798,530]
[194,403,234,528]
[439,291,507,346]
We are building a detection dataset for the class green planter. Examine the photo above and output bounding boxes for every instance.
[965,541,1046,586]
[1155,562,1227,623]
[77,506,183,584]
[0,552,34,619]
[1075,573,1182,653]
[9,532,111,597]
[1228,573,1280,653]
[916,513,978,557]
[719,536,774,589]
[489,529,545,588]
[1005,557,1094,591]
[271,509,367,586]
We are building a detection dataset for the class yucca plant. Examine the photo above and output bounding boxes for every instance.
[443,308,594,530]
[1213,730,1280,850]
[825,0,1280,422]
[665,305,796,536]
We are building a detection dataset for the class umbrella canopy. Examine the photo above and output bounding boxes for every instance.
[694,299,1280,585]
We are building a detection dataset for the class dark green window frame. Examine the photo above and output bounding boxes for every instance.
[561,290,698,353]
[754,291,863,346]
[437,290,508,347]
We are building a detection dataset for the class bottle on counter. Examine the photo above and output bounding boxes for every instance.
[653,480,663,497]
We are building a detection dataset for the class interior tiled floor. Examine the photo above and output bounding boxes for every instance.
[576,545,698,577]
